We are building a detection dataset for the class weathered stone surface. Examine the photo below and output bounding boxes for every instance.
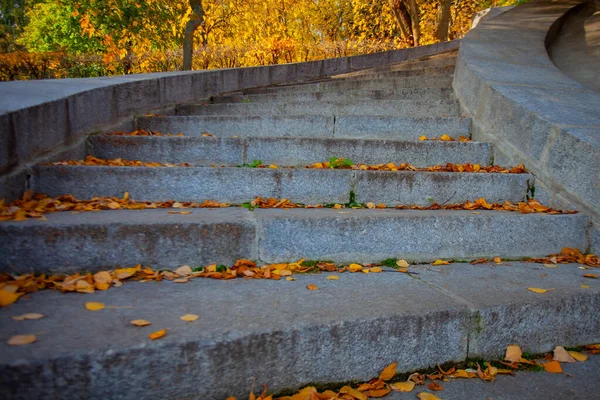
[0,113,15,174]
[0,208,256,274]
[257,209,588,263]
[334,116,471,139]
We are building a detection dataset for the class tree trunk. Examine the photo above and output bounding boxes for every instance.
[390,0,412,44]
[406,0,420,46]
[183,0,205,70]
[435,0,451,42]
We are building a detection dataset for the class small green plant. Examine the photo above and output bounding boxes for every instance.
[241,202,256,211]
[381,258,398,268]
[241,98,251,103]
[329,157,353,169]
[247,160,263,168]
[301,260,319,268]
[192,266,204,272]
[216,264,228,272]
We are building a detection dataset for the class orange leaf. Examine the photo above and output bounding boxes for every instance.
[505,344,522,362]
[390,381,415,392]
[543,360,562,373]
[85,302,105,311]
[367,388,391,397]
[379,362,398,381]
[149,329,167,340]
[306,284,319,291]
[339,386,367,400]
[427,382,443,391]
[7,334,36,346]
[0,289,22,307]
[131,319,151,327]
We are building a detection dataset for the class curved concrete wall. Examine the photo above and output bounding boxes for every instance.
[0,41,459,202]
[454,0,600,249]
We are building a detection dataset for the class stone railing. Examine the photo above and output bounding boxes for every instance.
[454,0,600,250]
[0,40,459,202]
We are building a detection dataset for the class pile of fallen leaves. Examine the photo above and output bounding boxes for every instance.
[0,192,576,222]
[230,343,596,400]
[528,247,599,267]
[104,129,183,137]
[45,155,191,167]
[0,191,228,222]
[309,160,526,173]
[419,134,471,142]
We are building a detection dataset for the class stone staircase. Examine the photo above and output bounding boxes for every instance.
[0,49,597,399]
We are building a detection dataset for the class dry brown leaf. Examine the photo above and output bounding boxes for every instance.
[306,284,319,291]
[131,319,151,327]
[149,329,167,340]
[93,271,112,284]
[85,302,105,311]
[427,382,443,391]
[174,265,193,276]
[180,314,199,322]
[0,289,22,307]
[379,362,398,381]
[11,313,45,321]
[326,275,340,280]
[568,351,588,362]
[390,381,415,392]
[553,346,576,363]
[396,259,409,268]
[543,360,563,373]
[416,393,440,400]
[505,344,523,362]
[7,334,36,346]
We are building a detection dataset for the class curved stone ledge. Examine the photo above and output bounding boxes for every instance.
[0,41,459,201]
[454,0,600,239]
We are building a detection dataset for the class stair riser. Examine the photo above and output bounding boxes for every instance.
[334,65,455,81]
[175,100,459,117]
[136,115,471,140]
[212,87,455,103]
[31,167,530,206]
[244,75,454,94]
[0,209,588,273]
[88,136,492,167]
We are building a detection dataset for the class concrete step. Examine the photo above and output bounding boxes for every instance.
[88,136,492,167]
[243,75,454,94]
[211,87,455,104]
[175,99,459,118]
[31,166,530,206]
[0,208,587,273]
[1,261,597,399]
[332,54,457,78]
[332,65,455,81]
[136,115,471,140]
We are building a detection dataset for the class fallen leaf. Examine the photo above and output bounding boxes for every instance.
[168,211,191,215]
[553,346,576,363]
[450,369,477,379]
[427,382,443,391]
[7,334,36,346]
[367,387,391,397]
[339,386,367,400]
[568,351,588,362]
[0,290,22,307]
[286,277,295,281]
[583,274,598,279]
[174,265,193,276]
[11,313,45,321]
[93,271,112,284]
[581,284,590,289]
[326,275,339,280]
[416,393,440,400]
[543,263,558,269]
[440,134,452,141]
[505,344,522,362]
[390,381,415,392]
[366,202,376,209]
[348,263,363,272]
[149,329,167,340]
[396,259,409,268]
[180,314,199,322]
[379,362,398,381]
[419,135,427,141]
[85,302,105,311]
[173,278,189,283]
[432,260,449,266]
[527,287,552,294]
[131,319,151,327]
[306,284,319,291]
[543,360,563,373]
[370,267,383,273]
[493,256,502,264]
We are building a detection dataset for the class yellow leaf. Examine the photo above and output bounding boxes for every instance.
[180,314,199,322]
[286,277,295,281]
[432,260,449,266]
[396,259,409,268]
[581,284,590,289]
[440,134,452,141]
[543,360,563,373]
[173,278,190,283]
[7,334,36,346]
[93,271,112,284]
[339,386,367,400]
[450,369,477,379]
[505,344,522,362]
[370,267,382,273]
[326,275,340,280]
[419,135,427,141]
[168,211,191,215]
[348,263,363,272]
[583,273,599,279]
[306,284,319,291]
[493,256,502,264]
[390,381,415,392]
[268,165,278,169]
[417,393,440,400]
[568,351,588,362]
[543,263,558,269]
[149,329,167,340]
[366,202,376,209]
[85,302,105,311]
[11,313,45,321]
[527,287,551,294]
[333,204,344,209]
[0,290,22,307]
[379,362,398,381]
[95,282,111,291]
[114,266,140,280]
[131,319,151,327]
